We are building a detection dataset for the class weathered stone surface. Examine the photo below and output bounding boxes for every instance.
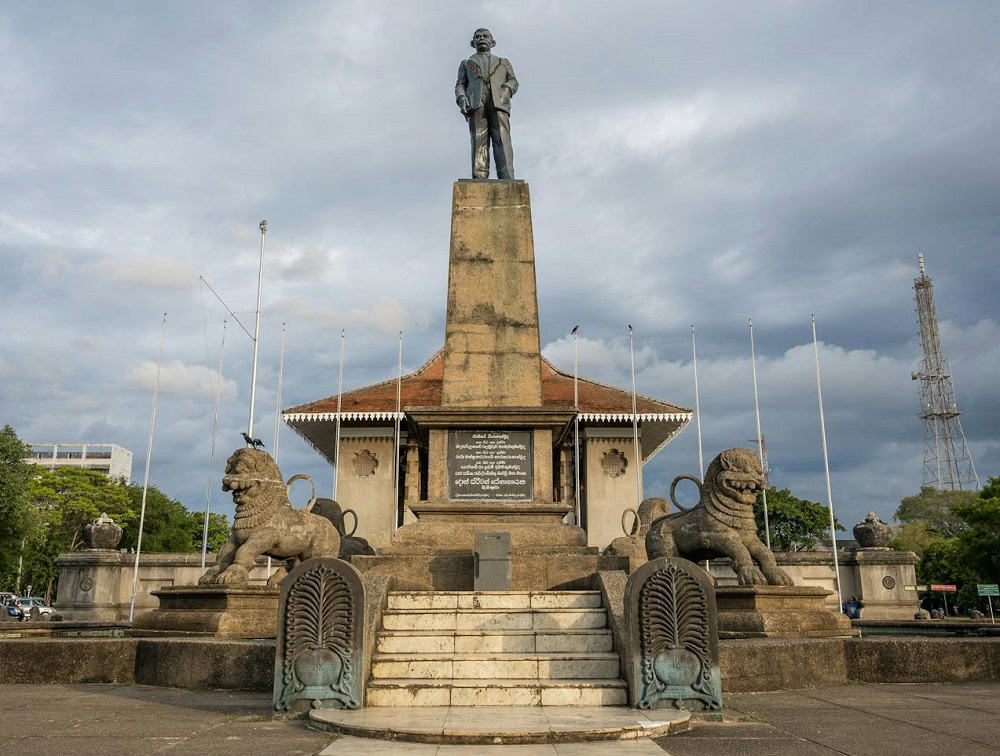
[83,512,123,550]
[604,497,669,572]
[274,558,365,714]
[853,511,893,548]
[715,585,855,638]
[593,570,629,693]
[360,574,392,696]
[844,637,1000,683]
[135,638,273,691]
[625,558,722,712]
[133,585,279,637]
[441,180,542,407]
[3,635,999,694]
[646,449,793,586]
[0,638,137,683]
[719,637,848,692]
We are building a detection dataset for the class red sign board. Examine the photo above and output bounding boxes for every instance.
[930,584,957,592]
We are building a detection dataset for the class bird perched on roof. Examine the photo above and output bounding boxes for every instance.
[242,432,265,449]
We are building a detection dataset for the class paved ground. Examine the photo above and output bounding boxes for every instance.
[660,682,1000,756]
[1,682,998,755]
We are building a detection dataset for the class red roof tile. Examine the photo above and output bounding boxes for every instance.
[285,349,689,416]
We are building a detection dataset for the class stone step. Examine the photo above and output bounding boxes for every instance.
[366,678,628,707]
[387,591,602,610]
[381,608,607,632]
[375,628,615,654]
[371,652,620,680]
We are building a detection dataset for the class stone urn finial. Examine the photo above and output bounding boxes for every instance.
[84,512,123,550]
[853,511,892,549]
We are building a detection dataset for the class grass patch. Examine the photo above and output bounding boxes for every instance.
[740,715,766,723]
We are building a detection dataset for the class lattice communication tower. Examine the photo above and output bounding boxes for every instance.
[911,254,979,490]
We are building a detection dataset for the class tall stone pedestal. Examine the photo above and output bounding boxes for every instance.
[132,585,279,638]
[716,585,856,639]
[391,180,587,561]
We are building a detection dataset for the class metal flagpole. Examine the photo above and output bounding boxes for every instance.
[691,325,704,481]
[129,312,166,622]
[201,320,227,573]
[247,220,266,438]
[812,315,843,611]
[273,322,287,459]
[332,329,345,499]
[393,331,403,531]
[627,325,642,511]
[748,317,771,549]
[267,321,286,580]
[572,326,581,528]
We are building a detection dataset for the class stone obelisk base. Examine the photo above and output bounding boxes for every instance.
[132,585,279,638]
[715,585,857,639]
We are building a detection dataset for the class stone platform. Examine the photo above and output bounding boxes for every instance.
[132,585,279,638]
[716,585,856,639]
[352,550,627,591]
[308,705,690,745]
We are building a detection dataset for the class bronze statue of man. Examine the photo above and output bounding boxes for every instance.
[455,28,518,179]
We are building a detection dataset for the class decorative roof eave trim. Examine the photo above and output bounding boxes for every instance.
[578,412,692,423]
[283,411,403,423]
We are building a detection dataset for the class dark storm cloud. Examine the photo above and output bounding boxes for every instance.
[1,2,997,530]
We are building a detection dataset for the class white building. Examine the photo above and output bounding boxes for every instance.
[27,443,133,481]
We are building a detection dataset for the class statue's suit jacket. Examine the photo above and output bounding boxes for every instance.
[455,55,518,114]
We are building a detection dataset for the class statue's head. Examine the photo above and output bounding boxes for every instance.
[707,448,763,508]
[222,448,283,509]
[470,28,496,51]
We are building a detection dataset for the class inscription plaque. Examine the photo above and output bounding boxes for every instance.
[448,430,533,500]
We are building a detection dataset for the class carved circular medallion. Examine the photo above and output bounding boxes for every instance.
[351,450,378,478]
[882,575,896,590]
[601,448,628,478]
[79,576,94,592]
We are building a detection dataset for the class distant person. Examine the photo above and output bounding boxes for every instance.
[842,595,863,619]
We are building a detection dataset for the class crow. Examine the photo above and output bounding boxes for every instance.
[241,432,265,449]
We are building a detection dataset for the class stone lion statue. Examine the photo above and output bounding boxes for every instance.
[199,448,341,586]
[603,497,670,572]
[645,448,793,586]
[311,498,376,561]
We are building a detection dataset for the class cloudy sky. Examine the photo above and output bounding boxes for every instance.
[2,2,998,534]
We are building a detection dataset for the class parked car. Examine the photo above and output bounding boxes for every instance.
[3,598,24,621]
[15,597,55,621]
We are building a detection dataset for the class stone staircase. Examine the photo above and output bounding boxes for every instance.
[368,590,627,707]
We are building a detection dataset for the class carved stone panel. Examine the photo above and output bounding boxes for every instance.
[274,557,365,714]
[625,557,722,712]
[601,448,628,478]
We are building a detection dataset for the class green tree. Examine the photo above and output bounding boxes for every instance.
[895,486,978,538]
[890,521,947,558]
[0,425,33,589]
[953,480,1000,594]
[23,467,136,601]
[916,538,981,615]
[754,486,843,552]
[119,483,230,553]
[201,512,231,553]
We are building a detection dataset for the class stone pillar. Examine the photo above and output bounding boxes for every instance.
[335,433,397,550]
[441,180,542,407]
[584,429,643,549]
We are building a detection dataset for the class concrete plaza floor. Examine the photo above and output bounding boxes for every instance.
[1,682,997,755]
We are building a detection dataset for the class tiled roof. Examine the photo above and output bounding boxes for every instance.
[284,349,690,416]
